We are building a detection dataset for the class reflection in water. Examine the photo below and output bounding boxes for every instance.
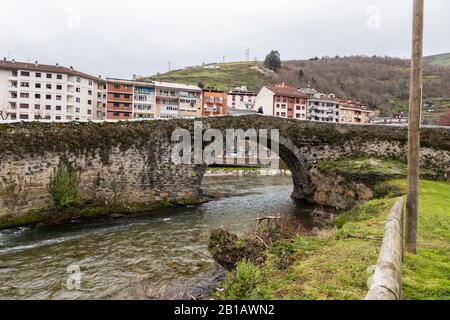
[0,175,327,300]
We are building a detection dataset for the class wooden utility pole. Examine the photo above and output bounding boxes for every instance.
[406,0,424,254]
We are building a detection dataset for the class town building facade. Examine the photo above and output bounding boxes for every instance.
[0,59,106,122]
[203,90,228,117]
[227,86,257,115]
[307,93,341,123]
[339,100,374,124]
[154,81,202,119]
[255,83,309,119]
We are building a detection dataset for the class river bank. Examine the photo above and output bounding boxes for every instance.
[0,175,330,300]
[0,167,291,231]
[211,159,449,300]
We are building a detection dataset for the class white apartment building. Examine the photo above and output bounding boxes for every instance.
[154,81,202,119]
[0,59,106,122]
[307,93,341,123]
[255,83,309,119]
[133,82,156,120]
[227,86,257,115]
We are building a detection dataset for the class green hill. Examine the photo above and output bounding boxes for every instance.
[142,56,450,123]
[141,61,274,92]
[425,53,450,67]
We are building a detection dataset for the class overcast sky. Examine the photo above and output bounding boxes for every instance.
[1,0,449,78]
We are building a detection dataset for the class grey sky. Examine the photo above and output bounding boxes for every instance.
[1,0,449,78]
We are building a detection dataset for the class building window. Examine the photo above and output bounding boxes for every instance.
[56,85,62,90]
[76,108,80,113]
[88,81,93,86]
[88,100,92,105]
[34,115,41,120]
[20,71,30,77]
[56,105,62,111]
[35,94,40,99]
[20,103,29,109]
[46,95,51,100]
[76,77,81,83]
[12,71,18,77]
[46,105,51,110]
[114,103,120,108]
[114,93,120,98]
[57,74,63,80]
[20,93,29,98]
[55,116,61,120]
[20,82,30,87]
[76,87,80,93]
[113,112,120,117]
[114,84,120,89]
[88,90,92,95]
[35,83,41,89]
[35,104,40,110]
[46,74,52,79]
[46,84,52,89]
[76,98,80,103]
[87,109,92,115]
[20,114,29,120]
[56,95,62,101]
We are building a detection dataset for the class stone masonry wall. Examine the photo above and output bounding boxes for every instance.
[0,144,203,218]
[0,116,449,220]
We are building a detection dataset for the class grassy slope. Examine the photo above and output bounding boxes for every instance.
[145,57,450,124]
[141,62,272,92]
[425,53,450,67]
[217,161,450,300]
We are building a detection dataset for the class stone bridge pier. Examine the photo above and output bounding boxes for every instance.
[0,115,449,220]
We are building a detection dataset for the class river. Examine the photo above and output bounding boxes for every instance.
[0,175,330,300]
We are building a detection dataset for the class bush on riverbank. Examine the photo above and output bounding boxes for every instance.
[48,156,79,209]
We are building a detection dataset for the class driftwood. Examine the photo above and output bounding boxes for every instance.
[252,214,281,234]
[366,199,404,300]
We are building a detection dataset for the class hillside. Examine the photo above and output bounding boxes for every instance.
[143,56,450,120]
[425,53,450,67]
[142,62,274,92]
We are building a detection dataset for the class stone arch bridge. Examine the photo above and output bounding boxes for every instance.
[0,115,449,218]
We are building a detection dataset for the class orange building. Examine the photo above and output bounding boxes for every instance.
[339,100,374,124]
[106,79,134,120]
[203,90,228,116]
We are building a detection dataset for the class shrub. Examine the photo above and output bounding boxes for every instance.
[217,260,272,300]
[48,156,79,209]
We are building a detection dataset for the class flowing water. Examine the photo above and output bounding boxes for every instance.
[0,175,329,300]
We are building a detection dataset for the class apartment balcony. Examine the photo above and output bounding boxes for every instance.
[157,92,179,98]
[160,105,179,114]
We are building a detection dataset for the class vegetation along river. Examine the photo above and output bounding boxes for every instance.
[0,175,334,300]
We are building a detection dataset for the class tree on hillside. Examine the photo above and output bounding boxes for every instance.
[298,69,304,79]
[264,50,282,72]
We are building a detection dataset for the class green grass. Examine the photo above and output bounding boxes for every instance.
[402,180,450,300]
[141,62,272,92]
[318,158,440,186]
[217,161,449,300]
[425,53,450,67]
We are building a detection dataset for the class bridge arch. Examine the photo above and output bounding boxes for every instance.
[0,115,448,219]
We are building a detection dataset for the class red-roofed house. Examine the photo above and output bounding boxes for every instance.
[255,83,309,119]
